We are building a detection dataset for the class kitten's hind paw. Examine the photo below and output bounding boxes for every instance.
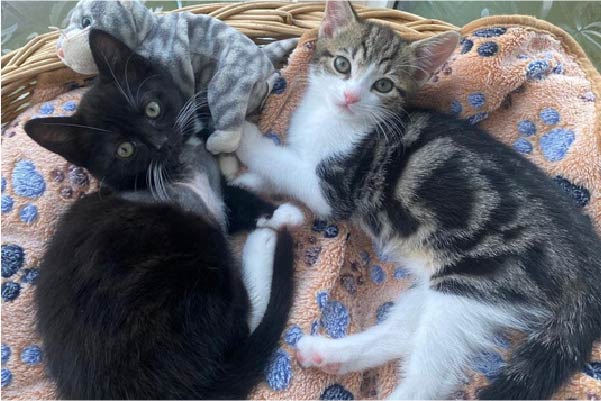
[257,203,304,230]
[295,336,346,375]
[207,128,242,154]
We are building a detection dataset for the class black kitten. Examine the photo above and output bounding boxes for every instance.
[24,30,300,399]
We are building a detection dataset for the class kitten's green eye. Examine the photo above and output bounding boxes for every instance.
[116,142,136,158]
[373,78,393,93]
[81,17,92,29]
[334,56,351,74]
[144,101,161,119]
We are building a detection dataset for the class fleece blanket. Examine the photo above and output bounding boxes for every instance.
[1,16,601,400]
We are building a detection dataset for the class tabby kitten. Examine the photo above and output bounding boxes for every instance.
[234,2,601,399]
[25,30,301,400]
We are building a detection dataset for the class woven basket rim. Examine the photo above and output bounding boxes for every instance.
[0,1,458,124]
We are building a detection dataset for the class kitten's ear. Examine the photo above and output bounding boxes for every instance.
[88,29,133,79]
[319,0,357,39]
[24,117,93,167]
[410,31,460,82]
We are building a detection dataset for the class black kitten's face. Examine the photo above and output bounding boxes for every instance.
[25,30,190,191]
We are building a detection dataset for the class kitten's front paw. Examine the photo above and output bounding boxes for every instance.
[231,172,266,192]
[207,129,242,154]
[295,336,344,375]
[219,154,240,180]
[257,203,304,230]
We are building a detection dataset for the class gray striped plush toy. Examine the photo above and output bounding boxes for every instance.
[57,0,297,156]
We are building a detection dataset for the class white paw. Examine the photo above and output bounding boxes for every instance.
[231,172,266,192]
[248,227,277,249]
[257,203,304,230]
[207,129,242,154]
[219,154,239,180]
[295,336,345,375]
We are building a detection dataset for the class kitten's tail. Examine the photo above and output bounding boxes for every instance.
[479,303,601,400]
[261,38,299,67]
[209,229,294,399]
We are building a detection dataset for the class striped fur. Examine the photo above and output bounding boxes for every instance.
[236,2,601,398]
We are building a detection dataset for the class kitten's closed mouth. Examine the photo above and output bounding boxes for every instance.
[336,103,356,114]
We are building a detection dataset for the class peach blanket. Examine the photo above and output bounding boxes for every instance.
[2,16,600,400]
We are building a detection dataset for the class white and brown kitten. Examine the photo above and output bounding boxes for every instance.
[234,1,601,399]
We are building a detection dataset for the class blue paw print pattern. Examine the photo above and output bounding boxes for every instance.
[552,63,564,74]
[1,282,21,302]
[370,265,385,285]
[473,27,507,37]
[340,274,356,294]
[264,131,282,146]
[1,177,6,192]
[451,100,463,115]
[1,368,11,388]
[540,108,560,125]
[513,138,533,154]
[554,176,590,208]
[39,102,55,114]
[1,345,10,365]
[20,268,40,284]
[460,38,473,54]
[360,250,371,267]
[584,362,601,380]
[517,120,536,136]
[271,75,287,95]
[265,348,292,391]
[20,345,43,365]
[324,225,339,239]
[526,60,549,80]
[310,320,320,335]
[320,383,354,400]
[284,325,303,346]
[376,301,394,324]
[62,100,77,112]
[12,160,46,198]
[317,291,329,310]
[539,128,575,162]
[19,204,38,224]
[468,92,485,109]
[473,351,503,380]
[2,244,24,278]
[477,41,499,57]
[468,112,488,125]
[1,195,13,213]
[393,266,410,280]
[320,300,349,339]
[304,246,322,267]
[493,334,510,349]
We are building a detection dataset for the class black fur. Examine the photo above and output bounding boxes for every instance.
[35,194,294,399]
[26,30,293,399]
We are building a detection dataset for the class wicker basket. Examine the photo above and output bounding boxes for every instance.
[0,1,457,124]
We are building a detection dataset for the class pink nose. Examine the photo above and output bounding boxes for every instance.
[344,91,360,105]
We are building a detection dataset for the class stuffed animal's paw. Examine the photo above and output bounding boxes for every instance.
[207,129,242,154]
[257,203,304,230]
